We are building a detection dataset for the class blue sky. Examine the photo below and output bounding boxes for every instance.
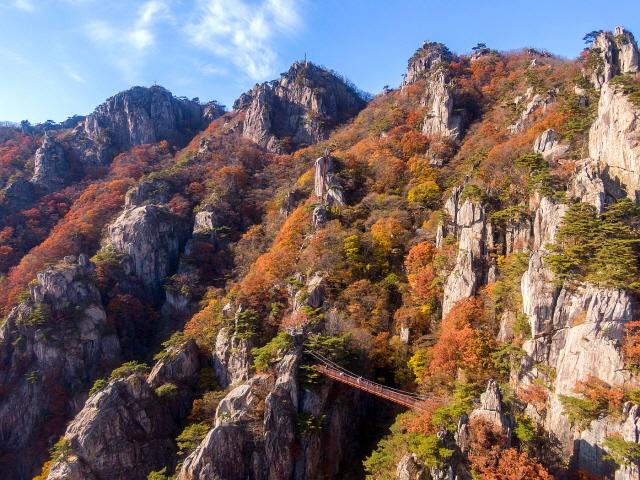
[1,0,639,123]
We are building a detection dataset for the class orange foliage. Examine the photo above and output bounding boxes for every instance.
[401,398,446,435]
[482,448,554,480]
[623,320,640,370]
[236,202,311,308]
[517,384,549,414]
[0,179,132,314]
[574,376,624,415]
[425,298,485,385]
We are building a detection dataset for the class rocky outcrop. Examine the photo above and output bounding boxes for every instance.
[81,86,223,164]
[516,194,636,475]
[403,42,453,85]
[32,133,70,190]
[1,177,35,211]
[124,179,173,208]
[46,340,200,480]
[314,151,344,205]
[435,186,462,248]
[585,28,640,201]
[468,380,511,436]
[46,375,177,480]
[0,257,120,479]
[508,87,555,134]
[533,128,569,161]
[396,454,426,480]
[107,204,190,296]
[212,326,252,388]
[421,71,464,141]
[588,81,640,201]
[589,28,639,90]
[180,341,368,480]
[441,198,489,316]
[614,404,640,480]
[237,62,367,152]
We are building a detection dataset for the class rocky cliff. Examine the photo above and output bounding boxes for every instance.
[80,86,223,164]
[236,62,368,152]
[0,256,120,479]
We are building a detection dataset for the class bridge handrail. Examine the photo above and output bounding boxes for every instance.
[307,351,426,400]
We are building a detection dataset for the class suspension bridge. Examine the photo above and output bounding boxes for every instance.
[308,351,429,411]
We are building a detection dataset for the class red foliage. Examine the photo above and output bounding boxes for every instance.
[425,298,485,386]
[0,179,132,314]
[623,320,640,370]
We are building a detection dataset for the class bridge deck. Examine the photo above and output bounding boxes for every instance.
[314,364,426,411]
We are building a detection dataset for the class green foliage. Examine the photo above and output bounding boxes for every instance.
[363,415,453,480]
[514,413,537,445]
[603,435,640,466]
[558,394,603,429]
[514,152,558,196]
[155,383,178,398]
[297,413,326,433]
[109,361,150,381]
[460,184,483,203]
[301,333,354,384]
[199,367,218,392]
[512,313,531,340]
[176,423,210,456]
[490,343,525,379]
[408,348,429,382]
[407,180,441,208]
[50,438,72,462]
[489,205,529,226]
[91,245,125,266]
[343,234,368,277]
[611,74,640,109]
[147,467,170,480]
[546,199,640,288]
[252,332,293,372]
[491,252,530,317]
[89,378,108,396]
[23,302,51,327]
[559,82,599,141]
[153,332,188,361]
[431,381,480,432]
[233,308,259,340]
[410,433,454,468]
[626,389,640,404]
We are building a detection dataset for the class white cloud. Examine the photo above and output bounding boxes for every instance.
[64,65,85,83]
[197,63,229,77]
[185,0,303,80]
[85,0,171,80]
[12,0,34,12]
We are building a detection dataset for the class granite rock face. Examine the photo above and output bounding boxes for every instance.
[179,344,368,480]
[46,375,176,480]
[441,197,489,316]
[32,132,71,190]
[403,42,453,86]
[0,258,120,479]
[107,204,190,296]
[71,86,223,166]
[587,29,640,201]
[237,62,367,152]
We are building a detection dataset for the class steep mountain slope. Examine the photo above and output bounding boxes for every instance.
[1,27,640,480]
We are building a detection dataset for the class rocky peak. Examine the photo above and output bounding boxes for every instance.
[589,28,639,89]
[314,150,345,206]
[403,42,453,85]
[235,61,368,152]
[31,132,70,190]
[107,204,190,297]
[81,86,223,163]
